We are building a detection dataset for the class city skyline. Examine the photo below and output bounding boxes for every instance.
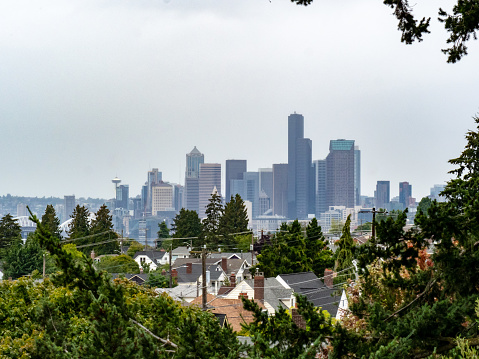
[1,0,476,200]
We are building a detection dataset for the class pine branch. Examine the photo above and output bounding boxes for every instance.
[130,319,178,349]
[383,278,436,322]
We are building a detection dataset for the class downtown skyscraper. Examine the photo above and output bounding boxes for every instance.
[184,146,204,214]
[288,113,313,220]
[326,139,359,209]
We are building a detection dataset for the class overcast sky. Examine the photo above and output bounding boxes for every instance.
[1,0,478,201]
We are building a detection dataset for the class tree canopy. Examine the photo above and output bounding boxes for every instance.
[291,0,479,63]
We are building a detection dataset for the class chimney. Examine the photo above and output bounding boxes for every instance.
[221,257,227,273]
[140,267,143,274]
[90,250,95,260]
[324,268,334,288]
[230,272,236,287]
[171,269,178,278]
[161,269,166,275]
[254,272,264,302]
[186,262,192,274]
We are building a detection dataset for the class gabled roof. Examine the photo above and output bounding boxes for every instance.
[133,250,166,261]
[173,257,248,275]
[244,277,293,312]
[171,246,190,255]
[191,294,265,332]
[175,263,223,283]
[277,272,341,316]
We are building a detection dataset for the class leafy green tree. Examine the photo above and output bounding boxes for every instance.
[126,240,147,257]
[220,194,249,245]
[90,204,119,256]
[201,191,223,249]
[305,218,334,277]
[2,234,44,279]
[145,270,170,288]
[417,196,433,216]
[0,213,22,258]
[170,208,202,248]
[292,0,478,63]
[241,294,335,359]
[41,204,61,239]
[96,254,140,274]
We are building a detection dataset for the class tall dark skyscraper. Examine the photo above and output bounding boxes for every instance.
[399,181,412,209]
[288,113,312,219]
[313,160,327,216]
[375,181,390,209]
[116,184,129,210]
[225,159,247,201]
[326,139,357,209]
[185,146,204,213]
[272,163,288,217]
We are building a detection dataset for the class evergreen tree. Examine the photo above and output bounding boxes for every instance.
[220,194,249,244]
[305,218,334,277]
[41,204,61,239]
[68,205,90,241]
[417,196,433,216]
[333,214,355,283]
[90,204,118,256]
[0,213,22,258]
[170,208,202,248]
[201,191,223,249]
[157,221,170,248]
[252,220,312,277]
[2,234,44,279]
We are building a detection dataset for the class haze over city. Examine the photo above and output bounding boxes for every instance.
[1,0,478,200]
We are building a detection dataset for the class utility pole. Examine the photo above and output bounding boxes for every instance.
[250,231,254,267]
[359,207,387,240]
[202,245,207,311]
[144,227,148,251]
[169,244,173,288]
[43,253,46,278]
[120,230,123,254]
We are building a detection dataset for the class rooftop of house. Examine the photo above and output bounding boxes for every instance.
[244,277,293,312]
[277,271,342,316]
[132,250,166,261]
[173,257,248,275]
[191,294,265,332]
[174,263,223,283]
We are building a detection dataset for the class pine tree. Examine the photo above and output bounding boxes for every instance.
[67,205,91,253]
[0,213,22,258]
[2,234,43,279]
[90,204,118,256]
[157,221,170,248]
[41,204,61,239]
[170,209,202,249]
[219,194,248,246]
[201,191,223,249]
[333,215,355,283]
[305,218,334,277]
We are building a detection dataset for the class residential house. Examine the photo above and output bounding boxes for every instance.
[133,251,167,271]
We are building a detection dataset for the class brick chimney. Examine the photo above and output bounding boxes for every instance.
[230,272,236,287]
[291,309,306,329]
[221,257,227,273]
[186,262,192,274]
[324,268,334,288]
[254,272,264,302]
[171,269,178,278]
[140,267,143,274]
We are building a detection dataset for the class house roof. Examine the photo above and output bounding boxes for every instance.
[173,257,248,275]
[175,263,223,283]
[171,246,190,255]
[277,272,341,316]
[133,250,166,261]
[156,284,198,301]
[191,294,265,332]
[244,277,293,312]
